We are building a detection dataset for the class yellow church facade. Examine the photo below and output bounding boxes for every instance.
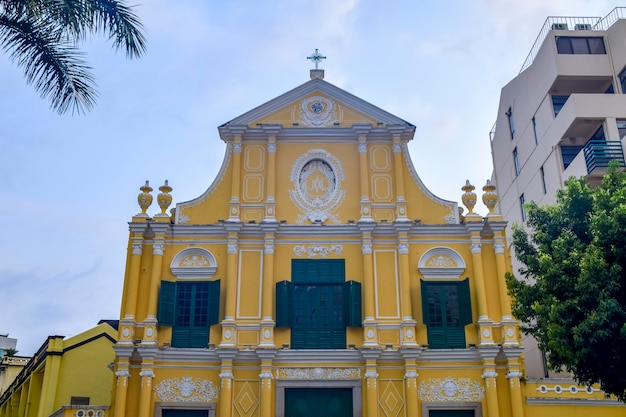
[111,69,625,417]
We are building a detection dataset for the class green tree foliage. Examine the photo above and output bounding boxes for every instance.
[0,0,145,114]
[507,162,626,401]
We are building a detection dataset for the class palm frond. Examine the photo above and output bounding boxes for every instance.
[0,13,97,114]
[84,0,146,58]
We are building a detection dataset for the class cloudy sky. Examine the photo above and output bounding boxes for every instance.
[1,0,622,355]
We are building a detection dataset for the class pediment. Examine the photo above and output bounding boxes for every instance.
[219,78,413,132]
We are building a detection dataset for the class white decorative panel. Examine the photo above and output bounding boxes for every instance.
[243,175,264,203]
[374,250,400,319]
[153,376,219,402]
[244,146,265,172]
[372,174,393,202]
[170,248,217,279]
[418,247,466,279]
[370,146,391,172]
[418,377,484,402]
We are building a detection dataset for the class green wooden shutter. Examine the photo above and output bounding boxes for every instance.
[157,280,177,326]
[208,279,221,326]
[275,280,294,327]
[344,280,362,326]
[420,280,430,325]
[458,278,473,326]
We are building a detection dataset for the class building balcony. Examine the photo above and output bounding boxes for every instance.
[583,139,626,178]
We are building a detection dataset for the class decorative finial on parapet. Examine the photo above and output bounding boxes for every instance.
[461,180,477,215]
[137,180,153,217]
[156,180,173,217]
[482,179,498,214]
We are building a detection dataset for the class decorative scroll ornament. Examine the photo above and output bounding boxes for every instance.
[426,255,456,268]
[170,248,217,279]
[289,150,345,224]
[293,244,343,258]
[298,96,336,127]
[418,377,485,402]
[277,367,361,380]
[153,376,219,402]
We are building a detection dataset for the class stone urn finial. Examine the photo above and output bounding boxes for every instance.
[137,181,153,216]
[461,180,477,215]
[157,180,173,216]
[482,179,498,214]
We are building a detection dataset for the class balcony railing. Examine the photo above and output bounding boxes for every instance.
[583,140,625,174]
[520,7,626,73]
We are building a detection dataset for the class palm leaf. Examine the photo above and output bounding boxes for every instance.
[0,13,97,114]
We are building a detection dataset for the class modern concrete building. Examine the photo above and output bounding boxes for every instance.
[491,7,626,231]
[490,7,626,378]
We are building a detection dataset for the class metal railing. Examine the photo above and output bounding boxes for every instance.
[519,7,626,73]
[583,140,626,173]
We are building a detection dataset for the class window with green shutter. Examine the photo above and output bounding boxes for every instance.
[157,280,220,348]
[276,260,361,349]
[420,279,472,349]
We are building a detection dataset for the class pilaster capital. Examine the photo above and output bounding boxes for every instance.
[139,370,155,378]
[364,370,379,379]
[115,370,130,378]
[505,370,522,379]
[481,370,498,379]
[470,242,481,254]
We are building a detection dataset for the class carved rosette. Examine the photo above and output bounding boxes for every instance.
[298,96,336,127]
[418,377,485,402]
[153,376,219,402]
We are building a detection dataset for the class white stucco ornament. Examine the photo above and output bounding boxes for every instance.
[277,367,361,380]
[418,377,485,402]
[153,376,219,402]
[289,150,345,224]
[298,96,336,127]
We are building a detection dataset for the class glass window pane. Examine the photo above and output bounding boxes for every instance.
[570,37,589,54]
[587,37,606,54]
[556,37,573,54]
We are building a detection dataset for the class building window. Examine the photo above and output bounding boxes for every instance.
[429,411,475,417]
[163,411,209,417]
[618,120,626,139]
[619,67,626,94]
[540,166,547,194]
[513,147,521,175]
[158,280,221,348]
[506,107,515,139]
[276,259,361,349]
[70,397,90,406]
[532,117,539,144]
[561,146,583,169]
[551,95,568,117]
[556,36,606,54]
[520,194,527,222]
[420,279,472,349]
